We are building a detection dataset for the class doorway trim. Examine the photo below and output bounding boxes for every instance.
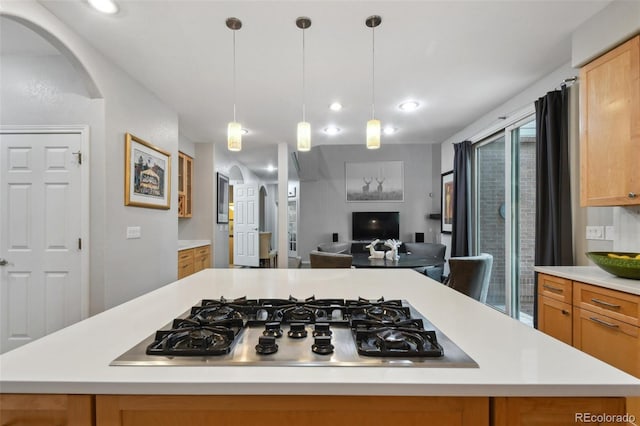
[0,125,91,319]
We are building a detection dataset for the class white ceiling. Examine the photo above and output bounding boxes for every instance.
[3,1,610,178]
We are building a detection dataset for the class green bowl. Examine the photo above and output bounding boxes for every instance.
[586,252,640,280]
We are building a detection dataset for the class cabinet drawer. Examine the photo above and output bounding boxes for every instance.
[178,260,194,279]
[537,274,572,303]
[537,295,572,345]
[574,282,640,327]
[178,249,194,262]
[573,307,640,377]
[195,245,210,257]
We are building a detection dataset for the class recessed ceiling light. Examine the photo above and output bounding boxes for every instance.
[329,102,343,111]
[88,0,119,14]
[398,101,420,112]
[324,126,342,135]
[241,128,249,135]
[267,165,277,173]
[383,126,397,135]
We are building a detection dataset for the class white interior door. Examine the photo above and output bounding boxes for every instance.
[233,184,259,267]
[0,130,87,353]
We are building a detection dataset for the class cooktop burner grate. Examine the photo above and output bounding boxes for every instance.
[112,297,478,368]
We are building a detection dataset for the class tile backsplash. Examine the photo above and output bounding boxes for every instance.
[613,205,640,251]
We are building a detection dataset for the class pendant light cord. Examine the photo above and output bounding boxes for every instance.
[371,24,376,120]
[302,25,306,122]
[233,29,237,122]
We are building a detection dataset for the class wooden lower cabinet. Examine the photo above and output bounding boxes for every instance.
[193,245,211,272]
[0,394,628,425]
[177,245,211,279]
[0,394,94,426]
[491,397,626,426]
[537,295,572,345]
[537,274,640,424]
[96,395,488,426]
[573,307,640,379]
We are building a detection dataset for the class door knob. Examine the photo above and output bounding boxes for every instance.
[0,258,8,266]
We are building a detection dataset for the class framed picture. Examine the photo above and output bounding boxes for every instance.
[217,172,229,224]
[345,161,404,202]
[441,171,454,234]
[124,133,171,209]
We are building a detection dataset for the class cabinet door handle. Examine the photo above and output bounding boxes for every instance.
[629,192,637,199]
[561,309,570,316]
[543,284,563,293]
[591,298,621,309]
[589,317,619,329]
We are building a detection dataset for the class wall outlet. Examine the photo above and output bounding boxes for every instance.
[585,225,604,240]
[604,226,615,241]
[126,226,141,239]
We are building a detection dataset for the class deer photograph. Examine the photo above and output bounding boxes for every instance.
[345,161,403,201]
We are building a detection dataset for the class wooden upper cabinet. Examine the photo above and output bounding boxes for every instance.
[178,152,193,217]
[580,35,640,206]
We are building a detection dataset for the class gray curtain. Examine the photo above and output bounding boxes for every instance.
[534,86,574,325]
[451,140,472,257]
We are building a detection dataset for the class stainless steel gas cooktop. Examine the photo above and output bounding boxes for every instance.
[111,296,478,368]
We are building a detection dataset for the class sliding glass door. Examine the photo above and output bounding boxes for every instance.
[473,115,536,322]
[474,133,507,313]
[512,118,536,323]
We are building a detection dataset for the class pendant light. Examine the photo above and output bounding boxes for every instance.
[296,17,312,152]
[226,17,242,152]
[365,15,381,149]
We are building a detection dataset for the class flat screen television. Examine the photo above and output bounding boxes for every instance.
[352,211,399,241]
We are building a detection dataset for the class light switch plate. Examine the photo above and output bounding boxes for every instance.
[585,225,604,240]
[126,226,141,239]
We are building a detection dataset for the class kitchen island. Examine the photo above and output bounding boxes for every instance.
[1,269,639,425]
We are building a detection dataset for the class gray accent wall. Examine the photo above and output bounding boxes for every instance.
[298,143,438,262]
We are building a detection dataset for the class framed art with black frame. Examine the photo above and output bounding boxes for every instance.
[217,172,229,224]
[441,171,453,234]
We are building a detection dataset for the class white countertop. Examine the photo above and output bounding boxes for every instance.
[178,239,211,251]
[534,265,640,295]
[1,269,639,396]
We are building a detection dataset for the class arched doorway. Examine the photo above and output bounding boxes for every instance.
[0,14,102,352]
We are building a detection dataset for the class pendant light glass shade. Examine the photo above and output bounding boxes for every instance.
[227,121,242,151]
[297,121,311,151]
[366,119,381,149]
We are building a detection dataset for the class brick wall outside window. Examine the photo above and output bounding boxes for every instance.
[476,136,536,316]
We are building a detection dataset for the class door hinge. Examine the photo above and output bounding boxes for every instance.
[78,238,82,250]
[73,151,82,165]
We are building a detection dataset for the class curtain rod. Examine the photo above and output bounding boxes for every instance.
[556,76,578,90]
[465,76,579,143]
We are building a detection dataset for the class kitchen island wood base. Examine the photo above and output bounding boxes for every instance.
[2,394,629,426]
[0,394,94,426]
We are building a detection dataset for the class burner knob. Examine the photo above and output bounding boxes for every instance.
[287,323,308,339]
[263,322,283,338]
[312,335,334,355]
[313,322,332,337]
[255,336,278,355]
